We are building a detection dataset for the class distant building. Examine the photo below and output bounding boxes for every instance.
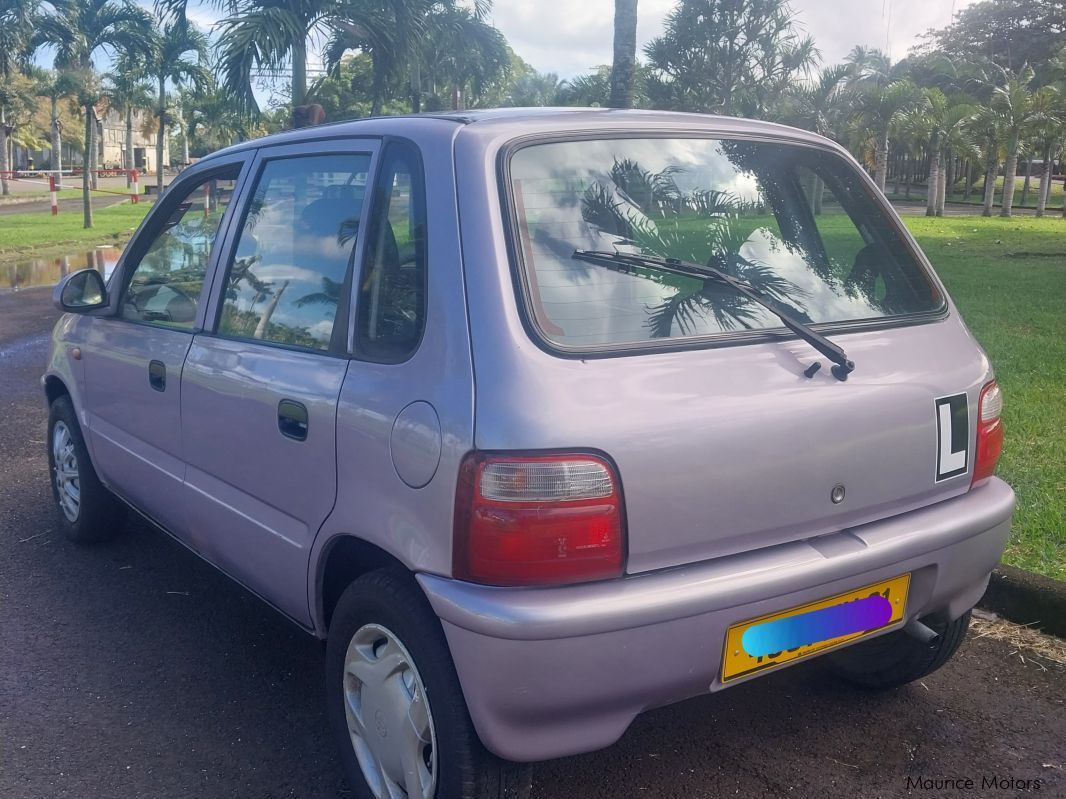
[10,105,168,173]
[97,106,169,172]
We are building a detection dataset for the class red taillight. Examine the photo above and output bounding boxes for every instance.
[972,380,1004,486]
[453,452,625,586]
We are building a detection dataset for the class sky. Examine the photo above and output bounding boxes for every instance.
[486,0,976,78]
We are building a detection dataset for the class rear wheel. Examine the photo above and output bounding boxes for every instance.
[47,396,126,543]
[825,611,971,690]
[326,568,532,799]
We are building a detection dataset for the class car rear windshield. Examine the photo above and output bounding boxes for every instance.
[506,137,943,351]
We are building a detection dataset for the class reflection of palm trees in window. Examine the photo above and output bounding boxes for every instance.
[579,157,804,337]
[295,276,343,309]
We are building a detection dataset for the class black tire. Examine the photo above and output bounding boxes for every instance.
[47,396,127,543]
[824,611,971,690]
[326,568,532,799]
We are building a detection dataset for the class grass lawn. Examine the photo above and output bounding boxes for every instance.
[903,215,1066,580]
[0,201,151,258]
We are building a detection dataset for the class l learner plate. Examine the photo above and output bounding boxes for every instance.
[721,573,910,683]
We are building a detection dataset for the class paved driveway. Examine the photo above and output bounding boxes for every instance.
[1,288,1063,799]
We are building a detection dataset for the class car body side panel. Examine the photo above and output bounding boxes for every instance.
[80,320,195,539]
[181,337,349,625]
[309,126,475,633]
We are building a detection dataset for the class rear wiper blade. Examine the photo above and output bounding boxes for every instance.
[572,249,855,381]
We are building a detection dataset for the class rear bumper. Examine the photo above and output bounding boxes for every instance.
[418,477,1015,763]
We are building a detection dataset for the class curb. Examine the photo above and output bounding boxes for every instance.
[978,564,1066,638]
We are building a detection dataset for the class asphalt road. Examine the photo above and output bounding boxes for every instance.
[1,288,1064,799]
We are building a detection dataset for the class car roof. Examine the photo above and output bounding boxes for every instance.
[198,108,833,164]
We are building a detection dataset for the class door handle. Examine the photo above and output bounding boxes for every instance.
[148,360,166,392]
[278,399,309,441]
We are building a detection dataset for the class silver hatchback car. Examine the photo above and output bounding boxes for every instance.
[45,109,1014,799]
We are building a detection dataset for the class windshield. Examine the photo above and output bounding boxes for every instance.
[506,137,943,350]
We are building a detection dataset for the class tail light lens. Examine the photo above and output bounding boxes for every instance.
[453,452,625,586]
[972,380,1004,486]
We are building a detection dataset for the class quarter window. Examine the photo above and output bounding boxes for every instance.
[120,170,238,328]
[355,142,427,362]
[218,154,371,351]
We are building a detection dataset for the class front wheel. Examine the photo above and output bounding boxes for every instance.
[47,396,126,543]
[824,611,971,690]
[325,568,531,799]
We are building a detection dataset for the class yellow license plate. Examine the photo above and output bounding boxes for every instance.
[721,573,910,683]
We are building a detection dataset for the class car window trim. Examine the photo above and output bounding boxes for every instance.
[495,130,950,361]
[110,155,253,333]
[203,139,382,359]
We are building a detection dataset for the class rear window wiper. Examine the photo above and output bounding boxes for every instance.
[572,249,856,381]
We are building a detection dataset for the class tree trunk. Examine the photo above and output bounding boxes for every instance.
[370,57,386,116]
[925,150,939,217]
[50,97,63,190]
[83,102,93,229]
[0,106,10,196]
[181,117,190,167]
[936,153,948,216]
[1000,142,1019,218]
[254,281,289,339]
[608,0,638,109]
[874,131,889,193]
[963,159,973,201]
[981,146,997,217]
[89,109,99,191]
[1037,145,1052,217]
[157,75,166,192]
[292,37,307,107]
[943,152,955,206]
[1020,157,1033,206]
[124,106,134,186]
[813,175,824,215]
[409,57,422,113]
[904,155,913,198]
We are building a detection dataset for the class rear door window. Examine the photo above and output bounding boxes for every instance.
[507,138,942,351]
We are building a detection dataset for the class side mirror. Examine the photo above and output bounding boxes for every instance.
[54,269,108,313]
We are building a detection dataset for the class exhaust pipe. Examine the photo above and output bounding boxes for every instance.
[904,618,940,644]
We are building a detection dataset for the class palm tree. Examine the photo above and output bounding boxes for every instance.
[145,17,209,191]
[0,0,36,196]
[968,105,1003,217]
[35,0,151,228]
[1030,92,1065,217]
[322,11,400,117]
[608,0,638,109]
[852,79,924,193]
[418,7,509,110]
[986,65,1046,217]
[104,57,153,180]
[938,102,980,216]
[31,67,79,190]
[216,0,331,112]
[784,64,854,140]
[902,90,978,217]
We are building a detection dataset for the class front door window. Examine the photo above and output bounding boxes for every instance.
[120,171,239,329]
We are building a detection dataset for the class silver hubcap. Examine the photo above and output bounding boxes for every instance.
[52,422,80,523]
[343,623,437,799]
